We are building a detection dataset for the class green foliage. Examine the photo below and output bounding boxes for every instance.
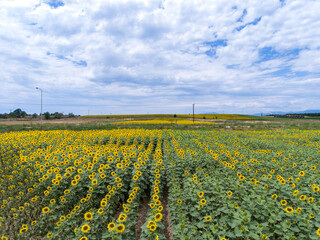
[44,112,50,120]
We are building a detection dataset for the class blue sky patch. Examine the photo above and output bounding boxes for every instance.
[226,64,240,69]
[203,39,227,57]
[258,47,301,62]
[47,52,87,67]
[46,0,64,9]
[237,9,247,22]
[73,60,87,67]
[235,17,261,31]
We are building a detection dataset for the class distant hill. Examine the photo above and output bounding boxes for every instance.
[254,110,320,116]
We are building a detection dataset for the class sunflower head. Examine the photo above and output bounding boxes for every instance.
[42,207,50,214]
[155,213,163,222]
[81,224,90,233]
[108,222,115,230]
[285,207,293,213]
[116,224,125,233]
[198,191,204,198]
[200,199,206,205]
[84,212,93,221]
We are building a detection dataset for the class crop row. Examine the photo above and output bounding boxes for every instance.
[0,129,320,239]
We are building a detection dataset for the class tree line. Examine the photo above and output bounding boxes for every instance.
[0,108,76,120]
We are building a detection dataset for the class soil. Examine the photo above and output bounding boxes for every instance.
[161,185,173,240]
[134,194,151,240]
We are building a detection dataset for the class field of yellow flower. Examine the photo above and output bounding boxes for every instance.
[111,118,215,125]
[1,129,320,239]
[81,114,251,120]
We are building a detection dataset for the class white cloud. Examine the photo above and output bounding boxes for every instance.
[0,0,320,115]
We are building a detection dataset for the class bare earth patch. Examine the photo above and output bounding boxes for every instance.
[135,194,151,240]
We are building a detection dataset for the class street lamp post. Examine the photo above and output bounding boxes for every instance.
[36,87,43,125]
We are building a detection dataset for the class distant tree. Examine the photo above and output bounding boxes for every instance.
[68,113,75,118]
[0,113,8,119]
[203,116,206,119]
[32,113,38,118]
[12,108,27,118]
[53,112,63,119]
[44,112,50,120]
[173,114,177,118]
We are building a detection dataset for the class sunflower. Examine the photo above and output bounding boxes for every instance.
[227,191,232,197]
[116,224,125,233]
[155,213,163,222]
[310,213,314,218]
[71,180,78,186]
[150,225,157,231]
[118,215,126,222]
[47,232,52,238]
[200,199,206,205]
[293,190,299,196]
[296,207,302,214]
[234,203,239,209]
[108,222,115,230]
[84,212,93,220]
[42,207,50,214]
[317,229,320,237]
[133,175,138,181]
[198,191,204,198]
[177,199,182,204]
[308,197,314,203]
[300,195,306,201]
[92,179,98,185]
[81,224,90,233]
[79,237,88,240]
[313,186,320,192]
[205,216,211,221]
[116,163,122,169]
[285,207,293,213]
[281,200,287,206]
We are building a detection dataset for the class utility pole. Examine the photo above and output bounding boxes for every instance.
[193,104,195,123]
[36,87,43,125]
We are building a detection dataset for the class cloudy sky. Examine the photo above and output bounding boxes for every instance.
[0,0,320,115]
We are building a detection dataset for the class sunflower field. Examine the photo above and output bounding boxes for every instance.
[1,129,320,240]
